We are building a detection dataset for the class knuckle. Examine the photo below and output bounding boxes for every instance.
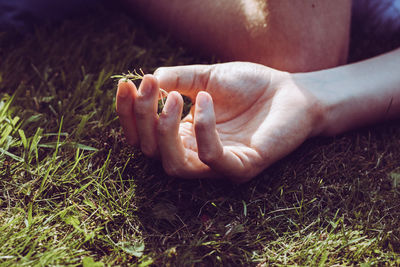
[197,67,213,90]
[134,102,149,120]
[153,67,166,76]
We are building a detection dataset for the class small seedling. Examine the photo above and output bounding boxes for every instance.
[111,69,168,110]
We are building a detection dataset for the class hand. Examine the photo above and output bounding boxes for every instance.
[116,62,323,183]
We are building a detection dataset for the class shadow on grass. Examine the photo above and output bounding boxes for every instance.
[0,2,399,266]
[116,119,400,265]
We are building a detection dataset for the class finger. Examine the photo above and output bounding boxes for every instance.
[134,74,160,157]
[194,92,251,181]
[157,92,186,173]
[157,92,212,178]
[194,92,225,169]
[154,64,215,100]
[116,79,138,145]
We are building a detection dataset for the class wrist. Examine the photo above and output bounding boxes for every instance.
[291,68,363,137]
[291,49,400,137]
[288,71,330,137]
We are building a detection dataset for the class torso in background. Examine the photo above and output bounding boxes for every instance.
[1,0,400,32]
[1,0,399,62]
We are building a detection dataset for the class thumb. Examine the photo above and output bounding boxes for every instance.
[154,64,215,100]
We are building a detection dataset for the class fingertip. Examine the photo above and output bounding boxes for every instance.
[195,91,215,123]
[196,91,213,109]
[118,78,135,88]
[117,79,136,98]
[169,90,183,99]
[142,74,158,84]
[154,67,177,92]
[138,74,159,98]
[117,85,129,100]
[158,91,183,134]
[154,65,213,100]
[116,83,135,114]
[153,67,169,80]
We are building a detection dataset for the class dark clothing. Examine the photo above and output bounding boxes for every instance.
[0,0,104,31]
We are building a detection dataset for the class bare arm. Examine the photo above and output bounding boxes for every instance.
[119,0,352,72]
[116,48,400,182]
[294,48,400,136]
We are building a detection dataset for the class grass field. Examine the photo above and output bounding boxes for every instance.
[1,5,400,266]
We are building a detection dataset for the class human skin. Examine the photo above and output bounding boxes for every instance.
[118,0,352,72]
[115,48,400,183]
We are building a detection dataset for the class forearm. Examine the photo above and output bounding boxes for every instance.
[294,48,400,136]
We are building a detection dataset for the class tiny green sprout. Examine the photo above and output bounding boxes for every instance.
[112,69,169,110]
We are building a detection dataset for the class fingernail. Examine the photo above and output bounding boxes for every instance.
[140,83,151,97]
[164,94,178,112]
[153,67,165,78]
[198,92,210,108]
[118,85,129,98]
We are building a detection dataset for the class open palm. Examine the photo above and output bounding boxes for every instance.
[116,62,320,182]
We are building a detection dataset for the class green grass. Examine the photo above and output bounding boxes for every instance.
[1,5,400,266]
